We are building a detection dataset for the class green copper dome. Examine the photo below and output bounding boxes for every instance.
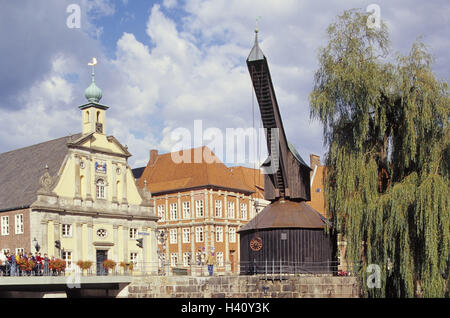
[84,73,102,103]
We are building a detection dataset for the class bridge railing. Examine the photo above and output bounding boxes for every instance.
[0,260,358,277]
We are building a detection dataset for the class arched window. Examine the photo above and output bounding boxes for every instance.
[96,179,106,199]
[85,111,90,123]
[97,111,101,122]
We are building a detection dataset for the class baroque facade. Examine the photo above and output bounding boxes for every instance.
[0,70,158,274]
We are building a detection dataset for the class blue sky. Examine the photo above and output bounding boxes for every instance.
[0,0,448,168]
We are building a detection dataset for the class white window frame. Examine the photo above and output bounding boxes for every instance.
[182,228,190,243]
[228,201,235,219]
[216,252,224,267]
[182,201,190,219]
[169,229,177,244]
[96,179,106,199]
[195,252,202,264]
[215,200,222,217]
[1,216,9,235]
[157,204,165,221]
[183,252,191,267]
[61,224,73,237]
[240,203,247,220]
[15,214,24,234]
[229,227,236,243]
[195,200,204,218]
[216,226,223,242]
[129,228,138,239]
[170,203,178,220]
[1,248,10,255]
[130,252,138,265]
[62,251,72,270]
[195,226,204,243]
[170,253,178,267]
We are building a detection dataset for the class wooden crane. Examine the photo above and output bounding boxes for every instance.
[247,29,311,202]
[238,29,335,275]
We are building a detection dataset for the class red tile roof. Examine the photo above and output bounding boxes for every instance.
[137,146,254,195]
[229,166,265,199]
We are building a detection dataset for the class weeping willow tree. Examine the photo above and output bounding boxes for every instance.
[309,9,449,297]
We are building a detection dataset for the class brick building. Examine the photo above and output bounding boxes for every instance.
[307,154,327,219]
[134,147,269,274]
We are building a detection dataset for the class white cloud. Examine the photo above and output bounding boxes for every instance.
[1,0,448,170]
[83,0,116,18]
[0,54,79,149]
[162,0,178,9]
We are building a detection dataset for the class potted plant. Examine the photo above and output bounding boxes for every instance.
[103,259,117,274]
[119,261,129,274]
[76,261,93,275]
[17,259,27,272]
[49,258,66,275]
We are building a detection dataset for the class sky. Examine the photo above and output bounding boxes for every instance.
[0,0,448,169]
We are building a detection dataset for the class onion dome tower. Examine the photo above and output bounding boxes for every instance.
[79,57,109,135]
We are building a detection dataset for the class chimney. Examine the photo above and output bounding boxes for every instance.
[149,149,158,166]
[310,154,321,169]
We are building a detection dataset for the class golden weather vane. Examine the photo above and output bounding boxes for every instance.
[88,57,97,81]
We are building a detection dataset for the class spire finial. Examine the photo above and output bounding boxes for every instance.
[85,57,102,103]
[88,57,98,83]
[255,16,261,34]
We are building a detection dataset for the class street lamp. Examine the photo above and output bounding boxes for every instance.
[156,229,168,275]
[33,238,40,252]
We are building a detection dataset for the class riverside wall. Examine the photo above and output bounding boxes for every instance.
[124,275,359,298]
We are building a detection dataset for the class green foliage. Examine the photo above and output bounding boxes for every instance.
[310,9,449,297]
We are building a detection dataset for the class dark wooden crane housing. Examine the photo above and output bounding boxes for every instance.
[239,30,335,274]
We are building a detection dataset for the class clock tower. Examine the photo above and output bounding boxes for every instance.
[79,58,108,135]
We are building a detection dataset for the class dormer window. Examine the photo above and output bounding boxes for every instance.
[96,179,106,199]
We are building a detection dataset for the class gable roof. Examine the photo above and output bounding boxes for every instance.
[67,133,132,158]
[137,146,254,195]
[0,134,81,211]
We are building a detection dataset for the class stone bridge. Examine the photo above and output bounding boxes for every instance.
[0,275,131,298]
